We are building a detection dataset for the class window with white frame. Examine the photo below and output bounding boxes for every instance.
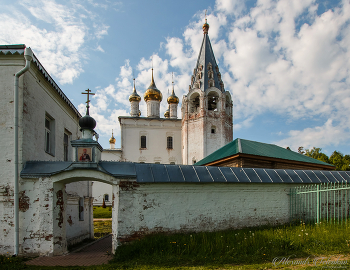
[167,136,173,149]
[63,130,71,161]
[140,135,147,149]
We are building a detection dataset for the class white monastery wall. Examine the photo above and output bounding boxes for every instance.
[0,56,21,253]
[117,183,299,242]
[102,149,122,161]
[119,117,182,164]
[0,54,93,255]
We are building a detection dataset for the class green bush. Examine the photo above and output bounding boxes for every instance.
[93,206,112,218]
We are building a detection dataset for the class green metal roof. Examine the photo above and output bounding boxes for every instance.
[195,138,333,167]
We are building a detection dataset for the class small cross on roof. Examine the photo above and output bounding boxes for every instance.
[81,88,95,115]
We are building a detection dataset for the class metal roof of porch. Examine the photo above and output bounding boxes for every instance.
[20,161,350,184]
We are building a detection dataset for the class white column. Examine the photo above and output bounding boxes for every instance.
[169,103,177,119]
[111,184,120,253]
[130,101,139,117]
[147,100,160,118]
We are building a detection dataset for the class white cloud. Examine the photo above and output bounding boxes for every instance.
[275,119,350,151]
[96,45,105,52]
[0,0,108,84]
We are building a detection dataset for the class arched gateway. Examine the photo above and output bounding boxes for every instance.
[19,94,137,255]
[21,160,136,255]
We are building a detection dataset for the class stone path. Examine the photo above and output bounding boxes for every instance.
[26,234,112,266]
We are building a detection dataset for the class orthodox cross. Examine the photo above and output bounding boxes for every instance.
[82,88,95,115]
[205,10,207,23]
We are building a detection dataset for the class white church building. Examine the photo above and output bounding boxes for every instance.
[94,20,233,206]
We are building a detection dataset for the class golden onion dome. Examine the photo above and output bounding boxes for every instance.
[144,69,162,102]
[109,130,116,144]
[129,78,141,102]
[164,107,170,118]
[167,87,179,104]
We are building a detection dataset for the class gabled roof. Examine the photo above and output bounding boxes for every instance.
[0,44,81,118]
[195,138,334,167]
[189,28,224,92]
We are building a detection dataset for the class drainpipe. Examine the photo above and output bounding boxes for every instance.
[14,47,33,256]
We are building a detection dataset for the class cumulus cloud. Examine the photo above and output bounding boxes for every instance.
[0,0,109,84]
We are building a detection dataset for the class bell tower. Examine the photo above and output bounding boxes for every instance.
[181,18,233,165]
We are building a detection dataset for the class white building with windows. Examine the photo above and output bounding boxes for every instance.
[95,20,233,205]
[0,45,94,253]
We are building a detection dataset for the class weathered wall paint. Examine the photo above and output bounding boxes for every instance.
[117,183,299,242]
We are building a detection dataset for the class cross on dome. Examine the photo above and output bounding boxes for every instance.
[81,89,95,115]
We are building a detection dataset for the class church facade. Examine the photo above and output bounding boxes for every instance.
[96,20,232,206]
[102,19,232,165]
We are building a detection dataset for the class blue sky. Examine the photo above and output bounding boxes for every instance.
[1,0,350,156]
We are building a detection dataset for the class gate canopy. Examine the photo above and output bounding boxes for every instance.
[21,161,350,184]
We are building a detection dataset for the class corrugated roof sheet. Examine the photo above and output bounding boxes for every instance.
[195,138,333,167]
[20,161,347,184]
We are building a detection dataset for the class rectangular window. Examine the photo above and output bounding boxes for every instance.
[45,114,55,155]
[64,133,69,161]
[63,130,71,161]
[167,136,173,149]
[45,119,50,153]
[141,135,146,149]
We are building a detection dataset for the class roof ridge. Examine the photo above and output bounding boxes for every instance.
[238,138,242,153]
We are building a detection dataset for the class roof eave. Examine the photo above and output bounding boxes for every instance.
[202,153,335,170]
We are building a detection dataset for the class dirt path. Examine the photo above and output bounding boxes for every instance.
[25,234,112,266]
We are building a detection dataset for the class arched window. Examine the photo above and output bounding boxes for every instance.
[167,136,173,149]
[211,126,216,134]
[104,194,109,202]
[189,93,200,113]
[140,135,146,149]
[207,91,219,111]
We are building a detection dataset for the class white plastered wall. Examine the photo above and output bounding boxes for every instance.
[119,117,182,164]
[117,183,299,242]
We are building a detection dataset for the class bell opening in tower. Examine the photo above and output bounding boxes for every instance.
[207,91,219,111]
[189,93,200,113]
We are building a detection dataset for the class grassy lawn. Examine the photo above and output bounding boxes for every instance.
[93,206,112,218]
[94,220,112,239]
[3,221,350,269]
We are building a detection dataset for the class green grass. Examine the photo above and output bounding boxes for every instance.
[3,221,350,269]
[93,206,112,218]
[94,220,112,239]
[111,221,350,267]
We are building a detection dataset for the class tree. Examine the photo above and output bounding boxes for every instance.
[298,146,350,170]
[300,147,330,164]
[329,151,350,171]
